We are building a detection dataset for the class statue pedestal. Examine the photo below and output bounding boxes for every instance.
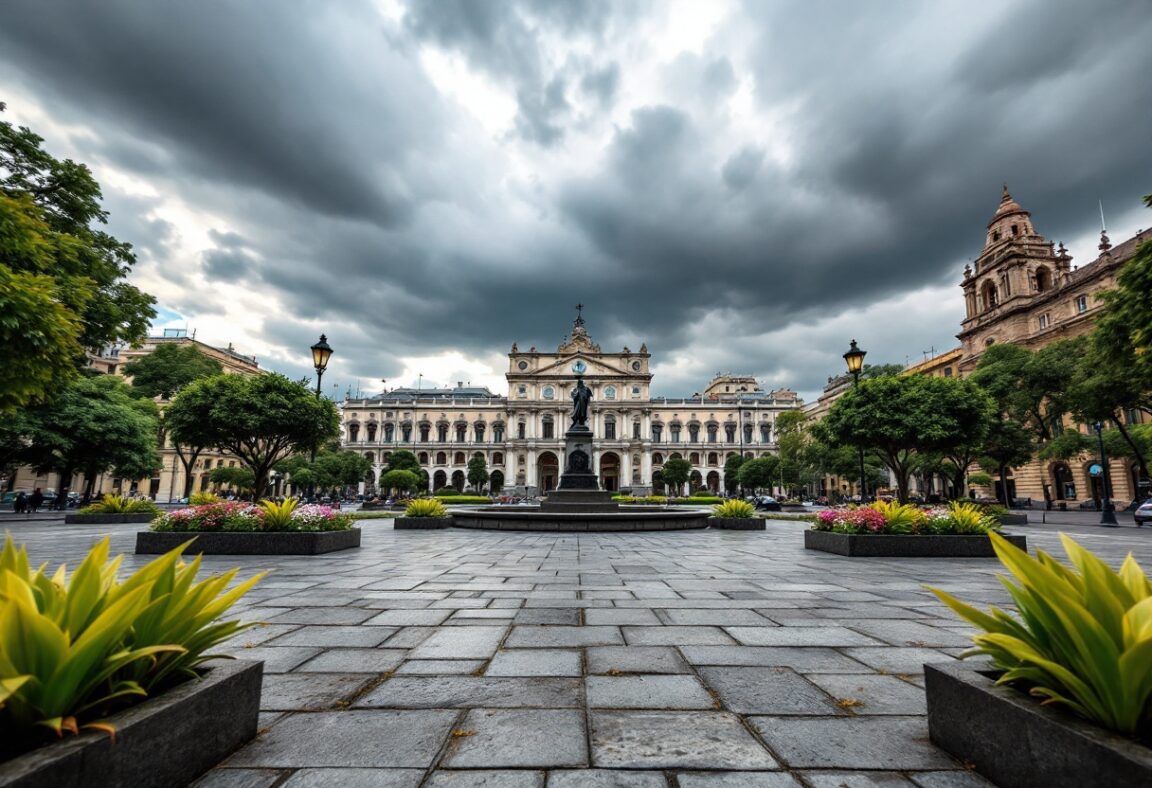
[541,425,618,512]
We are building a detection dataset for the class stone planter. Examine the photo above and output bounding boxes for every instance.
[135,528,361,555]
[0,659,262,788]
[925,661,1152,788]
[395,516,453,530]
[64,513,156,525]
[803,529,1026,557]
[999,513,1029,526]
[708,517,765,530]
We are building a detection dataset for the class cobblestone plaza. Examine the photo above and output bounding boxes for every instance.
[6,516,1151,787]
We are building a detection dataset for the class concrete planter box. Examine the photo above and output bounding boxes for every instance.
[708,517,765,530]
[64,513,156,524]
[0,659,261,788]
[804,529,1026,557]
[394,516,452,530]
[999,513,1029,526]
[926,661,1152,788]
[136,528,361,555]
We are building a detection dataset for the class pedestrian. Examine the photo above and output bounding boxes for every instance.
[14,492,27,514]
[29,488,44,513]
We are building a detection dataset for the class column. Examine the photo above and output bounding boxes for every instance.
[641,450,652,487]
[526,449,538,489]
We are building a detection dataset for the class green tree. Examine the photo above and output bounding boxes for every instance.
[125,343,223,400]
[17,375,160,498]
[380,469,420,496]
[313,450,371,493]
[1093,192,1152,381]
[467,455,489,492]
[166,373,340,499]
[661,457,692,497]
[209,465,255,496]
[737,455,781,494]
[385,450,428,491]
[722,453,746,494]
[816,375,990,502]
[0,106,155,410]
[978,420,1035,508]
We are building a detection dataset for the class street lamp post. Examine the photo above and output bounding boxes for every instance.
[843,339,867,503]
[1093,421,1119,527]
[308,334,334,501]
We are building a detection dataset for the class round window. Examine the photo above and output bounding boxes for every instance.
[518,360,528,370]
[542,386,555,399]
[631,361,641,371]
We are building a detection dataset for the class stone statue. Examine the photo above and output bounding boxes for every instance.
[571,377,592,426]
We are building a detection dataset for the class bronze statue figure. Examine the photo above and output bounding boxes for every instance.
[571,377,592,425]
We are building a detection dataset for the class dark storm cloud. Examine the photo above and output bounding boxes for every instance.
[2,0,1150,398]
[0,0,449,227]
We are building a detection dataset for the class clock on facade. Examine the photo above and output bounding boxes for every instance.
[631,361,641,371]
[542,386,555,399]
[518,360,528,370]
[572,360,588,375]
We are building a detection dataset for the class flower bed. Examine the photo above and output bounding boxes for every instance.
[150,501,353,532]
[813,500,1000,535]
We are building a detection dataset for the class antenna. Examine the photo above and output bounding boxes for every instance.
[1099,200,1107,232]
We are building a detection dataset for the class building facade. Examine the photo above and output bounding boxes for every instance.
[340,314,802,496]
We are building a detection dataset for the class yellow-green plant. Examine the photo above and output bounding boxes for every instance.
[869,500,925,532]
[947,500,999,534]
[712,499,755,518]
[929,531,1152,737]
[0,535,263,739]
[79,494,159,515]
[258,497,299,529]
[405,498,448,517]
[189,491,222,506]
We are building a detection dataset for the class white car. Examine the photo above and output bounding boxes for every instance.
[1135,499,1152,527]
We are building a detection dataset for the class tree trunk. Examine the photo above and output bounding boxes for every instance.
[1111,416,1150,491]
[999,464,1011,509]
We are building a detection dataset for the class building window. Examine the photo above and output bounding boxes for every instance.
[454,452,465,464]
[517,385,527,398]
[985,338,996,347]
[652,424,663,442]
[1038,314,1050,330]
[760,425,771,443]
[384,424,394,442]
[349,424,360,442]
[403,425,412,442]
[1035,268,1052,292]
[418,452,429,463]
[493,425,504,442]
[455,425,466,442]
[437,425,448,442]
[517,422,526,440]
[605,386,617,400]
[542,417,554,439]
[743,425,754,443]
[943,367,953,377]
[633,421,641,439]
[1076,295,1088,314]
[419,424,430,441]
[605,417,616,440]
[435,452,447,465]
[1127,408,1142,426]
[631,386,641,397]
[542,386,555,399]
[688,424,699,443]
[475,425,485,442]
[670,426,681,443]
[725,425,735,442]
[493,452,504,465]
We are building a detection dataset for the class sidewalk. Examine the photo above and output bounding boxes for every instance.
[1017,508,1144,527]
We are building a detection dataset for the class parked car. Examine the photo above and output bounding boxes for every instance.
[1134,499,1152,526]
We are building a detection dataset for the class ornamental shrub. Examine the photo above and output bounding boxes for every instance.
[150,501,351,532]
[930,532,1152,739]
[712,499,755,518]
[405,498,448,517]
[433,495,491,505]
[0,535,262,751]
[79,494,159,515]
[189,491,222,506]
[435,487,461,496]
[813,500,1000,535]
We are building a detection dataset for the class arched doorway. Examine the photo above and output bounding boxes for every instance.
[1051,462,1075,501]
[689,470,703,492]
[538,452,560,493]
[490,470,504,493]
[451,470,465,491]
[433,470,447,490]
[706,471,720,492]
[599,452,620,492]
[652,470,665,495]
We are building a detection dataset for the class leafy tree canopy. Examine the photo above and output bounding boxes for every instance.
[16,374,159,493]
[466,454,489,490]
[125,343,223,400]
[380,469,420,494]
[737,455,781,492]
[661,457,692,494]
[722,453,746,492]
[209,465,255,494]
[386,450,421,473]
[166,373,339,499]
[0,107,155,394]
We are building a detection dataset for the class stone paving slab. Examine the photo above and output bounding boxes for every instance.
[11,517,1151,784]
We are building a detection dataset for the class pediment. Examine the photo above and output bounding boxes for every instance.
[530,354,631,378]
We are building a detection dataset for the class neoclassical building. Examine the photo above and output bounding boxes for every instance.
[340,313,801,496]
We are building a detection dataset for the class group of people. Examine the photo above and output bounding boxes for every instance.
[11,488,47,514]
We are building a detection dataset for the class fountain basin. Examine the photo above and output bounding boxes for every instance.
[449,505,710,532]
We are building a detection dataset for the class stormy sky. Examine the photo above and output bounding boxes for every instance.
[2,0,1150,401]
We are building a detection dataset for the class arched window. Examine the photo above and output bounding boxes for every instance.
[725,425,735,442]
[474,423,486,442]
[670,424,682,443]
[366,423,377,442]
[437,424,448,442]
[349,424,360,442]
[688,424,700,443]
[689,452,700,465]
[743,424,754,443]
[706,424,718,443]
[492,452,504,465]
[493,423,505,442]
[981,281,998,310]
[707,452,719,466]
[652,424,663,442]
[517,421,526,440]
[365,452,375,464]
[456,424,467,442]
[435,451,447,465]
[542,415,555,439]
[604,415,616,440]
[1035,267,1052,292]
[454,452,466,464]
[760,424,771,443]
[418,452,429,464]
[652,452,664,465]
[419,424,430,441]
[384,423,394,442]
